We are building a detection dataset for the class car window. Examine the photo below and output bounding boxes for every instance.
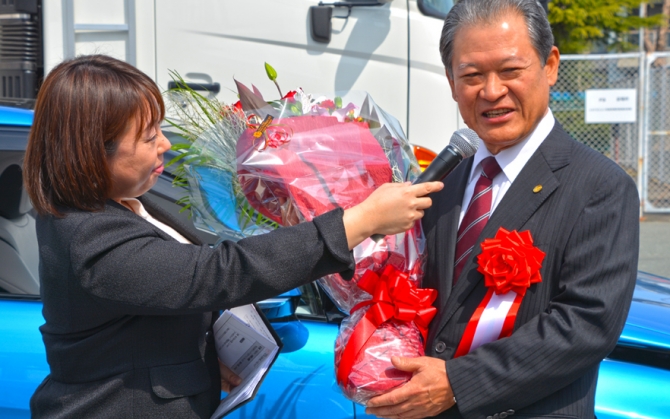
[417,0,453,19]
[0,124,40,296]
[295,282,347,324]
[296,283,326,317]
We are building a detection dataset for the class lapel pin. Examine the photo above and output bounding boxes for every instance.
[533,185,543,193]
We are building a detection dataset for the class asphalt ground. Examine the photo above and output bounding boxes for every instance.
[639,214,670,277]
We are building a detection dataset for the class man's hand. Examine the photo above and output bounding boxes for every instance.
[365,356,455,419]
[219,359,242,393]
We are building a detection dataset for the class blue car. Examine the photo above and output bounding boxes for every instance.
[1,105,669,418]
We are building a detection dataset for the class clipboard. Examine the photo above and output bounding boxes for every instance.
[210,303,283,419]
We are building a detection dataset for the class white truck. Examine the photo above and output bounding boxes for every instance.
[2,0,463,152]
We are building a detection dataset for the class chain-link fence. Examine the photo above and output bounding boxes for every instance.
[548,52,670,213]
[550,54,642,185]
[644,52,670,212]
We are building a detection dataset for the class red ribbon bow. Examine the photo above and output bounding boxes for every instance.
[336,265,438,386]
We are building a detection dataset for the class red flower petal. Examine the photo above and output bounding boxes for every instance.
[282,90,297,100]
[319,99,336,110]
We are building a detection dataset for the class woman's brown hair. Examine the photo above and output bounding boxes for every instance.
[23,54,165,216]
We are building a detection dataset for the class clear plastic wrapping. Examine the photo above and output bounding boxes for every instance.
[336,313,424,404]
[173,84,435,404]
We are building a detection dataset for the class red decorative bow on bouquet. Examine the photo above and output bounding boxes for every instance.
[335,265,437,403]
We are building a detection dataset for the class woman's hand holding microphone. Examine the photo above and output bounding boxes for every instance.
[343,181,444,250]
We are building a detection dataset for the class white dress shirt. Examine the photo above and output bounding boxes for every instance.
[458,109,556,227]
[120,198,192,244]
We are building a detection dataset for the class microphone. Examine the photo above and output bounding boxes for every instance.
[370,128,480,242]
[412,128,480,184]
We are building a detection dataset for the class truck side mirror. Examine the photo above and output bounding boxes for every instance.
[310,6,333,43]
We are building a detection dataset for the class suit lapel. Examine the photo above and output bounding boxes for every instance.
[430,159,472,308]
[432,123,573,336]
[423,159,470,347]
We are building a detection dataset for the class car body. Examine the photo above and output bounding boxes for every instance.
[1,105,669,418]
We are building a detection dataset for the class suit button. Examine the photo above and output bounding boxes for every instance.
[435,341,447,353]
[500,413,508,419]
[507,409,515,415]
[493,414,499,419]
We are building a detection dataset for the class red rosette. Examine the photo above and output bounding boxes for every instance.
[476,227,545,296]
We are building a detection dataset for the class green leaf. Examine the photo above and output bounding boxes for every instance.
[265,62,278,81]
[171,142,192,151]
[334,96,343,109]
[178,203,192,214]
[165,153,186,168]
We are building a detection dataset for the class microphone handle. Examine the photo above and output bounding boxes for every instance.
[413,145,463,184]
[370,146,463,242]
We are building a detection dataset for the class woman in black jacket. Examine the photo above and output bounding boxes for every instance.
[23,54,441,418]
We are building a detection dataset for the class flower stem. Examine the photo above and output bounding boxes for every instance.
[273,80,283,98]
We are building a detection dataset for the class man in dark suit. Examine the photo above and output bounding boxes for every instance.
[366,1,639,418]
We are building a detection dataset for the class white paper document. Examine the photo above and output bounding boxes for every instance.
[210,304,280,419]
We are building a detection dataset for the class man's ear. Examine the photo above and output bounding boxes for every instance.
[545,46,560,87]
[446,68,457,101]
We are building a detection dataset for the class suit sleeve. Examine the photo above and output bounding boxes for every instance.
[445,167,640,418]
[69,208,355,315]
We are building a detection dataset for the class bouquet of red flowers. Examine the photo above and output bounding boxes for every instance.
[167,65,437,404]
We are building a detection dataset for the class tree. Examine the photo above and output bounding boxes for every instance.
[643,0,670,52]
[548,0,664,53]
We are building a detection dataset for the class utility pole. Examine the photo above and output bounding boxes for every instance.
[638,2,646,218]
[641,2,647,52]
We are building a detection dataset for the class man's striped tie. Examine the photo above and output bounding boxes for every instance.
[453,156,502,284]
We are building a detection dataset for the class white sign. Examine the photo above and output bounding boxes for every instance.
[585,89,637,124]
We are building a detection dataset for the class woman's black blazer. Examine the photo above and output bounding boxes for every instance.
[30,197,354,418]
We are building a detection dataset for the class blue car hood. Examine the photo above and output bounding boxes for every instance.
[0,105,33,126]
[618,272,670,351]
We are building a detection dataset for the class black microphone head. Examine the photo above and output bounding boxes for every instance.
[450,128,479,158]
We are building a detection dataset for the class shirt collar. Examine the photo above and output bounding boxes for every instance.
[467,108,555,184]
[119,197,149,218]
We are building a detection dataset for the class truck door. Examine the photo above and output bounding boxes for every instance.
[154,0,410,142]
[408,0,461,152]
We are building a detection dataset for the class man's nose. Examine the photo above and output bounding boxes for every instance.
[479,73,508,101]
